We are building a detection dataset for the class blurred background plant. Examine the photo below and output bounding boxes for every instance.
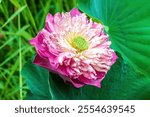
[0,0,77,100]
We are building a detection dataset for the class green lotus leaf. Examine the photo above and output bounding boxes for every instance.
[22,59,51,99]
[78,0,150,77]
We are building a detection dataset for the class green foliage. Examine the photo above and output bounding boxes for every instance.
[78,0,150,77]
[0,0,77,100]
[22,59,51,99]
[23,56,150,100]
[1,5,27,28]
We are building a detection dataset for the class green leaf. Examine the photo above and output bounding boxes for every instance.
[25,91,50,100]
[78,0,150,77]
[124,78,150,100]
[22,59,51,99]
[49,72,81,100]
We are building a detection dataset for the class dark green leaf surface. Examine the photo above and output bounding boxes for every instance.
[25,91,50,100]
[22,60,51,99]
[78,0,150,77]
[49,73,80,100]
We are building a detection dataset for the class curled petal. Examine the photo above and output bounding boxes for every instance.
[45,13,54,32]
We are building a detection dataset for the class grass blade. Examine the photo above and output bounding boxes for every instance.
[1,5,27,29]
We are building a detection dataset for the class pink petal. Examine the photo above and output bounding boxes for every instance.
[77,74,103,88]
[59,74,85,88]
[111,52,118,65]
[70,8,81,17]
[45,13,54,32]
[33,54,51,70]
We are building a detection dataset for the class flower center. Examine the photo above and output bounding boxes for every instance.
[72,36,88,51]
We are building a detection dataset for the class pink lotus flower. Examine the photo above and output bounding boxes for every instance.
[30,8,117,88]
